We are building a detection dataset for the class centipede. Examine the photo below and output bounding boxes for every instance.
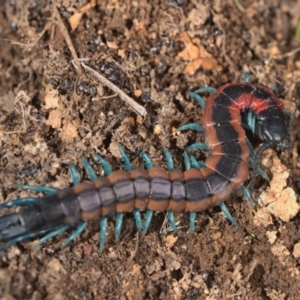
[0,74,291,252]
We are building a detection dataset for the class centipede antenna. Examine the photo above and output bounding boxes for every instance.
[94,154,112,175]
[249,141,273,190]
[167,212,177,231]
[0,229,49,250]
[34,225,70,249]
[240,185,255,207]
[183,151,191,170]
[117,144,133,171]
[61,221,87,248]
[243,72,251,82]
[99,217,108,252]
[189,212,196,232]
[140,152,153,170]
[69,164,80,185]
[17,184,59,195]
[81,157,97,181]
[133,209,142,231]
[219,202,239,226]
[163,147,174,171]
[188,92,206,109]
[0,197,38,208]
[115,212,124,241]
[143,210,153,235]
[177,123,204,133]
[187,142,209,152]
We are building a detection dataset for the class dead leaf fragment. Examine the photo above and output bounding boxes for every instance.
[59,122,78,142]
[68,0,96,31]
[293,243,300,259]
[46,109,62,129]
[176,32,219,74]
[44,89,60,109]
[259,156,299,222]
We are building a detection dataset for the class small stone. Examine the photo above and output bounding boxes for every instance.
[293,243,300,259]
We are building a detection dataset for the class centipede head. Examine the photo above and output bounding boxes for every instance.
[250,111,292,190]
[256,116,288,146]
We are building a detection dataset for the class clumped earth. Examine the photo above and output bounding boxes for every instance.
[0,0,300,299]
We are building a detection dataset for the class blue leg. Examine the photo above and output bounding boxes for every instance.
[219,202,239,226]
[143,209,153,235]
[240,185,255,207]
[118,144,132,171]
[163,147,174,171]
[189,212,196,232]
[17,184,59,195]
[0,229,49,250]
[188,92,206,109]
[139,153,154,234]
[270,86,279,96]
[114,144,133,240]
[34,225,70,249]
[241,110,256,134]
[248,160,269,181]
[189,87,216,109]
[61,221,87,248]
[246,111,256,134]
[177,123,204,133]
[187,142,209,152]
[115,212,124,241]
[99,217,107,252]
[241,122,251,132]
[183,151,191,170]
[0,197,38,208]
[243,72,251,82]
[69,164,80,185]
[246,137,256,159]
[133,209,142,231]
[193,86,217,94]
[94,154,112,175]
[189,156,205,169]
[163,147,178,231]
[167,211,177,231]
[140,152,153,169]
[81,157,97,181]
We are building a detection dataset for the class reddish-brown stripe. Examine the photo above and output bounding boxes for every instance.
[108,170,131,184]
[73,181,95,194]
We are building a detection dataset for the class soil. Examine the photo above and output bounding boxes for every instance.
[0,0,300,299]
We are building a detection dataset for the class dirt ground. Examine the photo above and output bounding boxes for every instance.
[0,0,300,299]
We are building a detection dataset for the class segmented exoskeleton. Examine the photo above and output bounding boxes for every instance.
[0,74,291,251]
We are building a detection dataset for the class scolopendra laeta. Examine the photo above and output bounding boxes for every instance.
[0,74,291,252]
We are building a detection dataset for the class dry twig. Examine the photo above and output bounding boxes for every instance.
[81,62,147,117]
[53,5,82,74]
